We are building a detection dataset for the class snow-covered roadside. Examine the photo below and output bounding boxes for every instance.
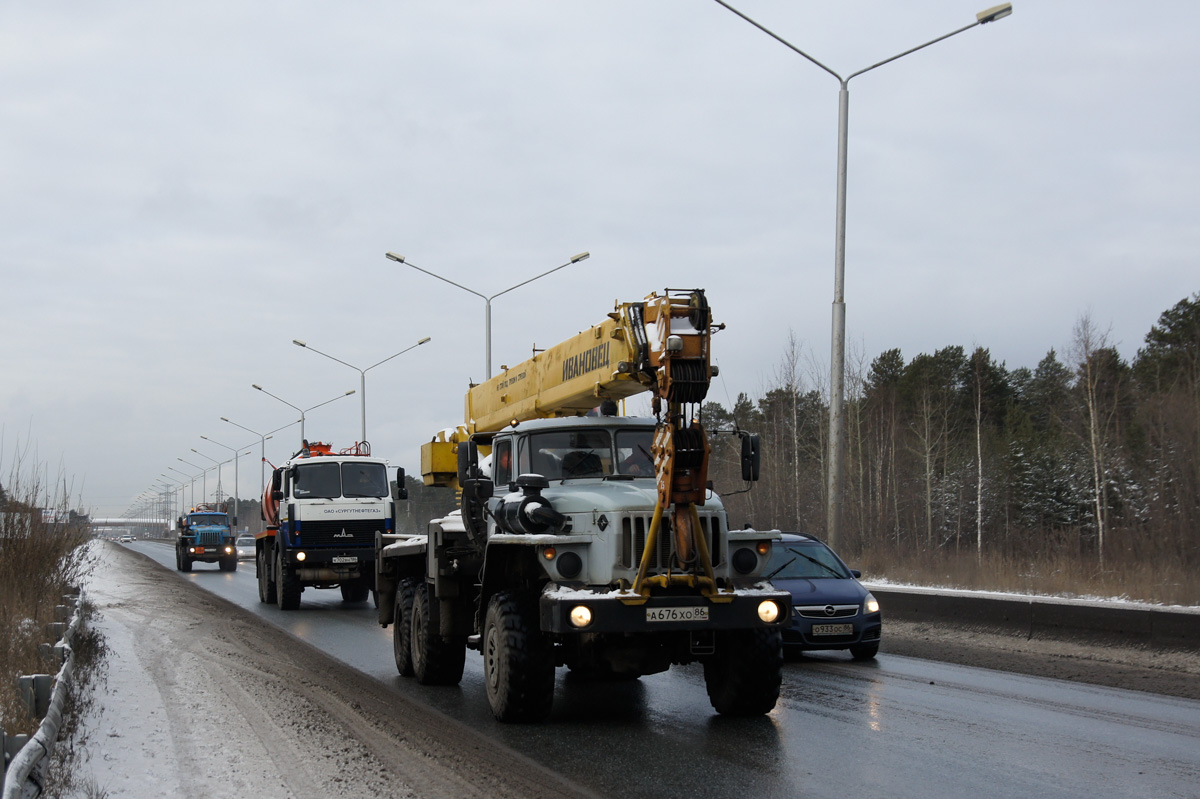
[66,543,599,799]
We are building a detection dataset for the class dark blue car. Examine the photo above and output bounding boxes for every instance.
[766,533,882,660]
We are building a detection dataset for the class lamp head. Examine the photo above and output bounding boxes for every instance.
[977,3,1012,23]
[385,252,406,263]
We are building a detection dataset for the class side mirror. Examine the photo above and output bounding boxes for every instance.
[463,477,494,506]
[457,440,480,485]
[272,490,284,502]
[740,432,761,482]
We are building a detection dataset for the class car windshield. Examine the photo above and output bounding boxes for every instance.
[236,537,254,546]
[766,542,850,580]
[190,514,228,527]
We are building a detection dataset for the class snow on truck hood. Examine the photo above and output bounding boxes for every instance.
[502,479,727,515]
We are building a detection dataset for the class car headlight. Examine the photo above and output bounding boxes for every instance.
[864,593,880,614]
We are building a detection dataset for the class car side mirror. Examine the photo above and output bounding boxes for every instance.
[851,569,862,579]
[272,490,284,502]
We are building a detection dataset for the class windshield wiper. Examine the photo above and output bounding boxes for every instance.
[764,556,796,581]
[787,546,844,578]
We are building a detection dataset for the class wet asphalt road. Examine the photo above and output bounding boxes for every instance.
[127,541,1200,799]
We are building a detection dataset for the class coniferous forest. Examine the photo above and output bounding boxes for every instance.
[703,294,1200,605]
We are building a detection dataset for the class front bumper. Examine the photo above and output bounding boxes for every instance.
[540,587,791,635]
[184,544,236,562]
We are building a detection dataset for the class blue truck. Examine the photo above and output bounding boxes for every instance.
[176,502,238,572]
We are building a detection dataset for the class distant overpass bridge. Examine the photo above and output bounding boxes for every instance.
[90,517,173,538]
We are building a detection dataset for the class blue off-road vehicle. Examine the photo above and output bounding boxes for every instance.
[176,502,238,572]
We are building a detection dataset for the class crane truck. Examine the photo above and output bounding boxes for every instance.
[258,441,403,610]
[375,288,791,722]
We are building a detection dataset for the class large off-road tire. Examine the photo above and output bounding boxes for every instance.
[393,578,416,676]
[850,642,879,661]
[175,547,182,571]
[276,548,301,611]
[703,628,783,717]
[482,591,554,723]
[180,551,193,573]
[219,554,238,572]
[258,548,277,604]
[412,584,466,686]
[340,580,370,603]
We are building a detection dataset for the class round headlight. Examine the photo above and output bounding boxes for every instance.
[731,547,758,574]
[757,600,781,623]
[864,593,880,614]
[296,551,306,562]
[557,551,583,579]
[569,605,593,628]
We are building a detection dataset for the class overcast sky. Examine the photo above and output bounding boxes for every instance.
[2,2,1197,518]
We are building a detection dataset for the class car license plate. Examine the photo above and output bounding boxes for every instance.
[812,623,853,636]
[646,606,709,623]
[332,556,358,564]
[194,547,206,554]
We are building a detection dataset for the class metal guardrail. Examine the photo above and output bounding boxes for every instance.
[865,584,1200,651]
[1,590,83,799]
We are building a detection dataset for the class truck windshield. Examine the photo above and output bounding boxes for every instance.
[293,461,388,498]
[293,462,342,499]
[342,462,388,498]
[615,429,654,476]
[189,514,228,527]
[521,429,613,480]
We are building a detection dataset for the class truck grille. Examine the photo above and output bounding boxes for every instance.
[194,530,227,547]
[294,518,381,548]
[619,514,722,570]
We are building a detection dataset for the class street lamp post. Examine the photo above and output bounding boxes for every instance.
[711,1,1013,548]
[200,435,260,528]
[169,464,201,509]
[385,251,590,378]
[177,458,210,504]
[252,385,356,447]
[190,447,223,502]
[292,336,432,445]
[220,417,288,505]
